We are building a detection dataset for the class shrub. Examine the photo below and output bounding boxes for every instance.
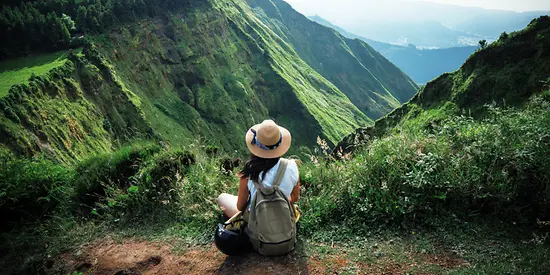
[139,150,196,205]
[73,142,161,215]
[478,39,488,49]
[205,145,219,156]
[0,158,75,228]
[500,32,509,41]
[299,94,550,232]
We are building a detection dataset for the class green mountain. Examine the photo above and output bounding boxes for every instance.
[0,0,417,163]
[247,0,419,118]
[309,16,477,84]
[336,16,550,154]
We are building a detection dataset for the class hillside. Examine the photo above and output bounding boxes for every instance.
[0,0,419,162]
[336,16,550,155]
[247,0,419,119]
[309,16,477,84]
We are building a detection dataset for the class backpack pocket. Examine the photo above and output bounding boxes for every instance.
[258,237,296,256]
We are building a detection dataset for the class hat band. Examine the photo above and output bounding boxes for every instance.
[250,129,283,151]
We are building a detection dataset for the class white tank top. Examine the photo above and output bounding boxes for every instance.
[247,159,299,210]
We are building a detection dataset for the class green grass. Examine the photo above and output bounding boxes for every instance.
[1,93,549,273]
[0,50,71,97]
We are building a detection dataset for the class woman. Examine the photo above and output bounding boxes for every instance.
[217,119,300,219]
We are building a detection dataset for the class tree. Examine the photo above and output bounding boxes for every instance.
[478,39,488,49]
[61,13,76,32]
[60,22,71,45]
[499,32,509,41]
[76,6,87,32]
[90,16,101,32]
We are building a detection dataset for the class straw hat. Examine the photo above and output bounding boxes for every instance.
[245,120,291,159]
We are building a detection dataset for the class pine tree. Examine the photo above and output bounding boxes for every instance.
[60,22,71,46]
[61,13,76,32]
[76,6,87,32]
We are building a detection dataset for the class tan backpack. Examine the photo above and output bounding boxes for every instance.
[245,159,297,256]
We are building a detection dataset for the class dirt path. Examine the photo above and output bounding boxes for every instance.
[54,238,468,274]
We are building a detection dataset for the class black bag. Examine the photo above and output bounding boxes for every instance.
[214,217,252,255]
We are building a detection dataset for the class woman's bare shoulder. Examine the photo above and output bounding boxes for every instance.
[285,156,302,166]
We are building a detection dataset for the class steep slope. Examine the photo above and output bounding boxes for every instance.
[0,0,384,162]
[336,16,550,154]
[245,0,419,119]
[0,51,155,162]
[95,0,373,146]
[309,16,477,84]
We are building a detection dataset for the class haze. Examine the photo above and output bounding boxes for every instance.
[284,0,550,26]
[285,0,550,13]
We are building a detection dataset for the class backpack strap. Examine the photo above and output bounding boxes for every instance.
[254,158,288,193]
[272,158,288,187]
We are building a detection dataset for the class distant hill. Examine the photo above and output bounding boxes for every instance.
[346,20,483,48]
[309,16,476,84]
[453,11,550,37]
[336,16,550,154]
[290,0,549,48]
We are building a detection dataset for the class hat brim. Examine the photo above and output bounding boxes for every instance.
[245,124,291,159]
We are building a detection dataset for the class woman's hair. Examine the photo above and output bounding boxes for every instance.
[240,154,280,182]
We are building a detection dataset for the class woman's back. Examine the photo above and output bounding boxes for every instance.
[215,119,300,256]
[247,158,299,210]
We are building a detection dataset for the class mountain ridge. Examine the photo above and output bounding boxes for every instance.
[0,0,418,162]
[335,15,550,155]
[247,0,419,118]
[308,15,477,84]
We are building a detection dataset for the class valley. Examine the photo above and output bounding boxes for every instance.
[1,0,549,274]
[309,15,478,84]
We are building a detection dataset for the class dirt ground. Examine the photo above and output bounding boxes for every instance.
[54,238,468,274]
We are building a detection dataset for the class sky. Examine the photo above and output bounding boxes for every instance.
[418,0,550,12]
[284,0,550,13]
[283,0,550,28]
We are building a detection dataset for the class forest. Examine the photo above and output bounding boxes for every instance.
[0,0,195,59]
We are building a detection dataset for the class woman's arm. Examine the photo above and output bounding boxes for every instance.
[290,175,300,203]
[236,176,249,211]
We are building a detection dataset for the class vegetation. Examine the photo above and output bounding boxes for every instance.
[0,50,71,97]
[306,95,550,229]
[0,1,549,274]
[1,94,550,272]
[0,0,198,59]
[2,0,418,163]
[252,0,419,119]
[478,39,488,49]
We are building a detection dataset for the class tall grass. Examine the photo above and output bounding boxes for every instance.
[1,94,549,234]
[1,94,549,274]
[299,94,550,232]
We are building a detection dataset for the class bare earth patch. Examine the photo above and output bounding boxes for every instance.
[54,237,468,274]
